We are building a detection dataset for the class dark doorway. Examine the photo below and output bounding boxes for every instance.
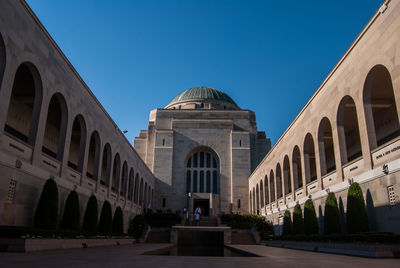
[194,199,209,216]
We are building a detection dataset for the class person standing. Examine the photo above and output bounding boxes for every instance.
[183,207,188,225]
[194,205,202,225]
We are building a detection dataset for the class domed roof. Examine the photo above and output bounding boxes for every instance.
[167,87,239,108]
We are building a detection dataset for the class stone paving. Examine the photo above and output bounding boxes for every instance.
[0,243,399,268]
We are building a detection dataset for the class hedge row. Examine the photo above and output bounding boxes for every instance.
[221,213,274,239]
[282,183,370,236]
[273,233,400,244]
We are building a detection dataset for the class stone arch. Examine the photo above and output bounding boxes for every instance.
[260,179,264,208]
[128,168,134,200]
[249,189,252,212]
[363,64,400,149]
[144,182,148,207]
[134,173,139,204]
[318,117,336,176]
[185,146,220,194]
[264,175,269,205]
[4,62,43,146]
[292,145,303,190]
[303,133,317,184]
[100,143,112,187]
[252,187,256,213]
[67,115,86,172]
[42,93,68,161]
[276,163,283,199]
[269,170,275,202]
[337,96,362,164]
[283,155,291,194]
[86,131,100,180]
[148,186,152,208]
[111,153,121,193]
[0,32,5,91]
[256,183,260,214]
[139,178,144,206]
[120,161,128,196]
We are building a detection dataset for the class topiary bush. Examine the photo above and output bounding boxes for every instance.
[112,207,124,234]
[282,210,292,236]
[346,182,369,234]
[324,192,341,235]
[61,190,80,231]
[128,215,147,239]
[82,195,98,233]
[220,213,273,239]
[33,178,59,230]
[304,199,319,235]
[292,204,303,235]
[99,201,112,234]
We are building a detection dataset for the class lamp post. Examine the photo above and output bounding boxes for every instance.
[187,192,192,212]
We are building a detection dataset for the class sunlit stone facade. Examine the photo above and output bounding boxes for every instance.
[135,87,270,215]
[0,1,155,230]
[248,0,400,234]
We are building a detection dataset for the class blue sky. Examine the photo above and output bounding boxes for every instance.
[26,0,382,145]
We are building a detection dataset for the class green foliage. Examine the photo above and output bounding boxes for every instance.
[304,199,319,235]
[112,207,124,234]
[220,214,273,239]
[82,195,98,233]
[33,178,59,230]
[347,182,369,234]
[99,201,112,234]
[324,193,340,235]
[61,190,80,231]
[292,204,303,235]
[145,211,181,227]
[128,215,147,239]
[282,210,292,236]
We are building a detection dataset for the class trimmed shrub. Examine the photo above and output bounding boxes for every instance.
[347,182,369,234]
[128,215,147,239]
[99,201,113,234]
[292,204,303,235]
[220,213,273,239]
[82,195,98,233]
[112,207,124,234]
[324,193,341,235]
[282,210,292,236]
[33,178,59,230]
[304,199,319,235]
[61,190,80,231]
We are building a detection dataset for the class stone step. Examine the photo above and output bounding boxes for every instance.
[198,217,218,226]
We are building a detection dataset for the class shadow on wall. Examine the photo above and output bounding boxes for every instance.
[339,197,346,233]
[318,205,324,234]
[366,189,376,231]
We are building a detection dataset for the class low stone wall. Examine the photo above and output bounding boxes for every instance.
[263,240,400,258]
[0,238,136,252]
[170,226,232,245]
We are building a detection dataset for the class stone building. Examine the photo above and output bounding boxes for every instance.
[134,87,270,215]
[1,0,400,237]
[0,0,155,231]
[248,0,400,234]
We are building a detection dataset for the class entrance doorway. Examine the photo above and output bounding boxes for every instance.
[194,199,209,216]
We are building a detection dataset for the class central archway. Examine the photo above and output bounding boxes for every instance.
[184,146,220,216]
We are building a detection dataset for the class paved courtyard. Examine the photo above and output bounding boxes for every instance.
[0,244,399,268]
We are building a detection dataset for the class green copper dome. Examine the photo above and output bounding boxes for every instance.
[167,87,239,107]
